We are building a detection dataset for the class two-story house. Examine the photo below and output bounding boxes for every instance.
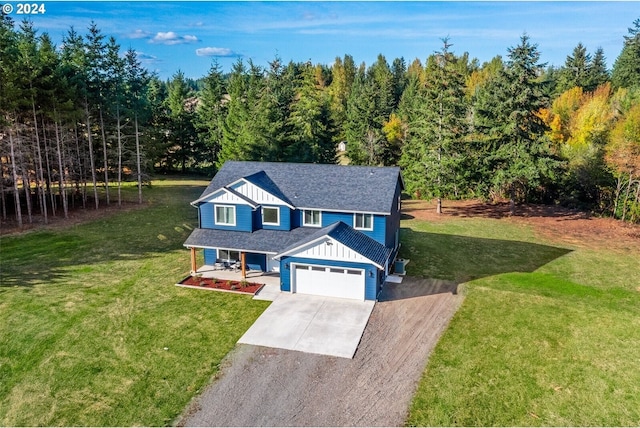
[183,161,403,301]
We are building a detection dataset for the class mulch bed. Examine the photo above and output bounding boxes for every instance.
[176,275,264,295]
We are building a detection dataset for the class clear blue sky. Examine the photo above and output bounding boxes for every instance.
[6,1,639,80]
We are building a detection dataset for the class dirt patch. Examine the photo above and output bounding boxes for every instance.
[177,277,462,427]
[403,199,640,251]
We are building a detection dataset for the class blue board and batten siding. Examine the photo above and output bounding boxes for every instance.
[200,202,254,232]
[253,206,292,231]
[279,256,381,301]
[385,179,403,249]
[294,210,387,245]
[204,248,217,265]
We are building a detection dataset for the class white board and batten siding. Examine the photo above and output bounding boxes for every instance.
[230,180,291,207]
[290,238,379,267]
[205,189,252,206]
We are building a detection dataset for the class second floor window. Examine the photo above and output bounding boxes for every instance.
[215,205,236,226]
[262,207,279,225]
[354,213,373,230]
[303,209,321,227]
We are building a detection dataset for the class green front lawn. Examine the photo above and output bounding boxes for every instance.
[403,216,640,426]
[0,180,269,426]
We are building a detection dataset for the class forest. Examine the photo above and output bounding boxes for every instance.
[1,15,639,227]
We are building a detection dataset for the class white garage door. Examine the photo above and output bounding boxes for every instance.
[292,264,365,300]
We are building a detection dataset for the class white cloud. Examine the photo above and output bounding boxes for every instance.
[195,47,238,57]
[128,29,151,39]
[150,31,199,45]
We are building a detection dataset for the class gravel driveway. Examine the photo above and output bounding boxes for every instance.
[178,277,462,427]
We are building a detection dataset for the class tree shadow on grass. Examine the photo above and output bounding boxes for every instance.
[0,219,198,289]
[384,228,572,300]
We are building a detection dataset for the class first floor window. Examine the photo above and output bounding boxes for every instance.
[215,205,235,226]
[218,249,240,261]
[354,213,373,230]
[303,210,321,226]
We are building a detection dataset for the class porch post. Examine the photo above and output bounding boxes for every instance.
[190,247,197,273]
[241,252,246,279]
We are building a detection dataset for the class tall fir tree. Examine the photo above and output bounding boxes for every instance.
[197,60,226,170]
[474,34,561,213]
[612,18,640,89]
[557,43,591,92]
[288,62,336,163]
[399,39,469,211]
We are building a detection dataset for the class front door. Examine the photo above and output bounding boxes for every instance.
[266,255,280,272]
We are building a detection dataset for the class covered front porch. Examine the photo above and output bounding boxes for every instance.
[193,263,281,288]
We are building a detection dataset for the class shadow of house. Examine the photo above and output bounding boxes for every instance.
[383,228,572,301]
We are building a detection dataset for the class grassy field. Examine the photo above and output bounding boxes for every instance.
[402,214,640,426]
[3,183,639,426]
[0,179,270,426]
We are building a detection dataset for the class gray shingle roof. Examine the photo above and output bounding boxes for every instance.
[184,227,319,254]
[197,161,402,214]
[277,221,392,268]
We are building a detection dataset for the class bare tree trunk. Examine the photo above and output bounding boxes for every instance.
[0,156,6,221]
[85,101,99,210]
[135,113,142,204]
[32,102,48,224]
[509,185,516,216]
[99,106,110,205]
[9,128,23,228]
[22,169,33,224]
[54,115,69,219]
[42,116,56,217]
[73,124,86,209]
[613,175,623,218]
[116,104,122,207]
[621,174,633,222]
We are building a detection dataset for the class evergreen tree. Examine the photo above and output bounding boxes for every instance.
[254,57,295,161]
[122,48,150,203]
[344,68,381,165]
[166,70,200,172]
[218,59,261,166]
[197,60,227,169]
[474,34,561,213]
[288,63,336,163]
[586,47,609,91]
[612,18,640,89]
[327,54,356,143]
[399,39,469,211]
[557,42,591,92]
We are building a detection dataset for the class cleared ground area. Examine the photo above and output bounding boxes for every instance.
[179,277,462,427]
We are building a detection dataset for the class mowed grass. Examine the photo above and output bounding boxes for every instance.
[0,179,270,426]
[402,216,640,426]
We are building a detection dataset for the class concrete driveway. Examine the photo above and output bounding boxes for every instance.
[179,277,462,427]
[238,293,375,358]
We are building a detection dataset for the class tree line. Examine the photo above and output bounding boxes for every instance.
[1,17,639,227]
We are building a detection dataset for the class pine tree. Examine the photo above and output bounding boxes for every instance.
[557,43,591,92]
[399,39,469,211]
[612,18,640,89]
[166,70,198,172]
[197,60,226,170]
[123,48,150,204]
[327,55,356,143]
[586,47,609,91]
[288,62,336,163]
[474,34,561,213]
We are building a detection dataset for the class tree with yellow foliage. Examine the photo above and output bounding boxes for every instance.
[606,103,640,222]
